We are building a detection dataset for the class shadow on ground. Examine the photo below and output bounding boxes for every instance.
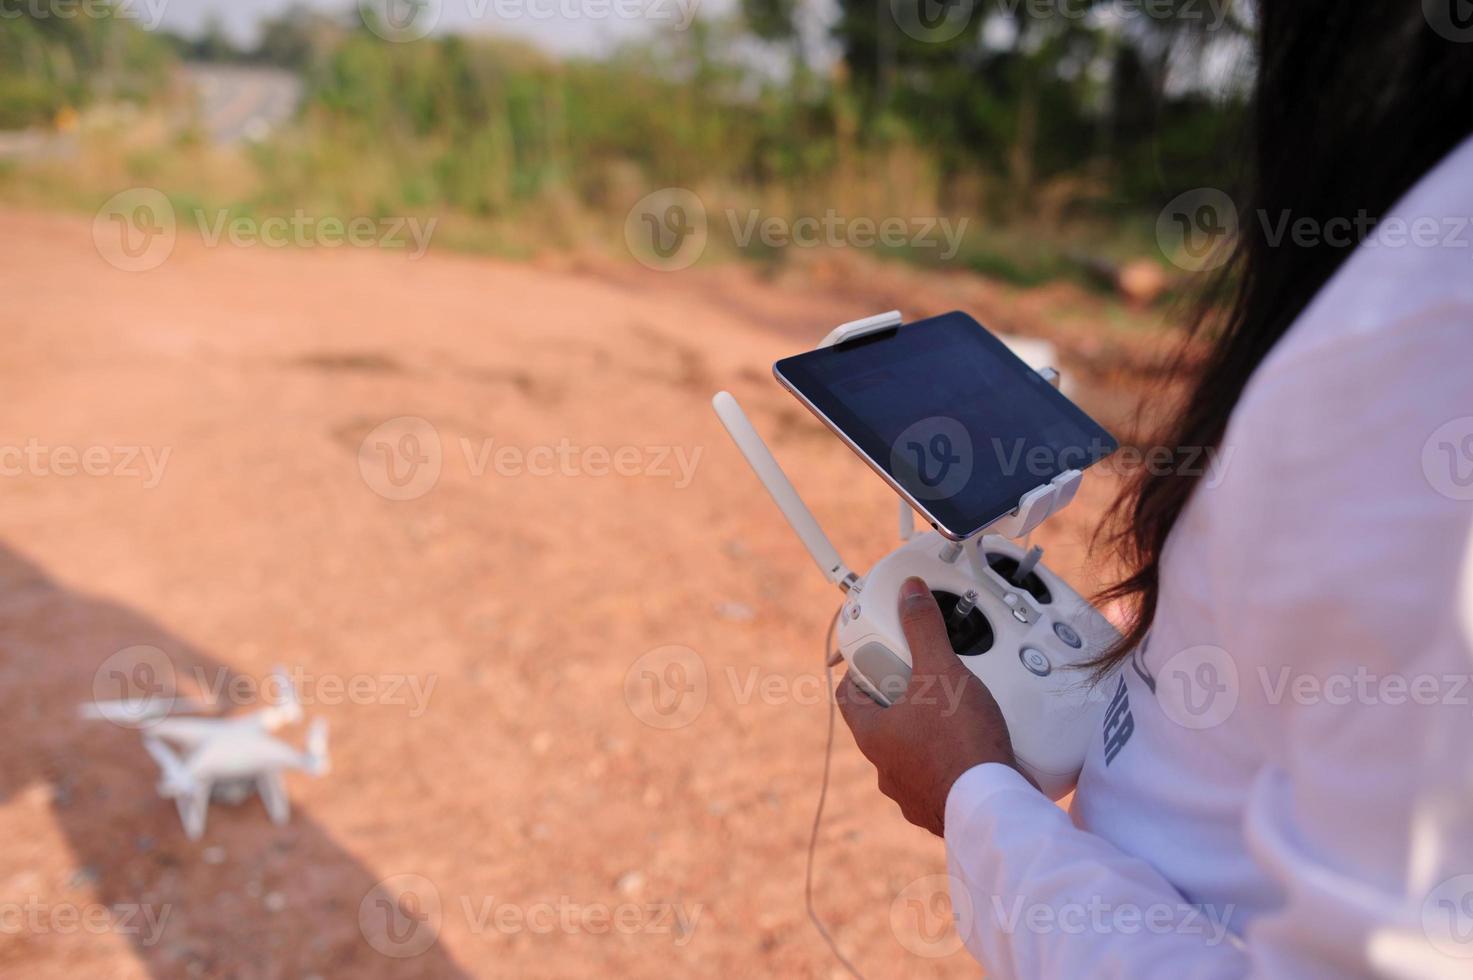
[0,543,472,978]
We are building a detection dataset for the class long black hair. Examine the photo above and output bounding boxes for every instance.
[1095,3,1473,667]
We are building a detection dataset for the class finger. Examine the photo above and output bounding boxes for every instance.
[897,576,963,681]
[836,671,885,730]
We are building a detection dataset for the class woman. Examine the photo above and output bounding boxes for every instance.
[838,6,1473,976]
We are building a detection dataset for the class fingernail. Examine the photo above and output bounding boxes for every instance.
[900,577,930,606]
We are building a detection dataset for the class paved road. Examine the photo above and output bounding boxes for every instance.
[0,64,302,158]
[181,63,303,144]
[0,127,76,161]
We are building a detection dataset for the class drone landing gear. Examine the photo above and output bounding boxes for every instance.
[258,772,291,826]
[178,789,210,842]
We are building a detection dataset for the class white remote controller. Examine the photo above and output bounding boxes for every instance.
[832,530,1116,799]
[712,313,1118,800]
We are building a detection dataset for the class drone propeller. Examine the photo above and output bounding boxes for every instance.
[303,718,330,776]
[142,735,195,797]
[255,665,303,731]
[78,695,205,725]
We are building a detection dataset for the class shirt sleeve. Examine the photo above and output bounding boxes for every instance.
[944,764,1249,979]
[945,310,1473,979]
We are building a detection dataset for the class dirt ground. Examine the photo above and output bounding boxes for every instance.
[0,207,1152,978]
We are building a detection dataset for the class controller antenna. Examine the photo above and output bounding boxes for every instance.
[713,392,859,592]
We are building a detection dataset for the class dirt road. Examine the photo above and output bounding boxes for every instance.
[0,207,1131,978]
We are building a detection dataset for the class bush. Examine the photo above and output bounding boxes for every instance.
[0,77,62,130]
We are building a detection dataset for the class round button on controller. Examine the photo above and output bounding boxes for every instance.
[1020,647,1052,677]
[1053,621,1083,649]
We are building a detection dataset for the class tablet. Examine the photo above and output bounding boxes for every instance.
[773,311,1118,540]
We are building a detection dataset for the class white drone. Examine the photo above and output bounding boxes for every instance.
[82,667,330,841]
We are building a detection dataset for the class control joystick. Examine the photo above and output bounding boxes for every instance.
[937,589,992,657]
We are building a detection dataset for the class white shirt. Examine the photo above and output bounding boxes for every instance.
[944,134,1473,979]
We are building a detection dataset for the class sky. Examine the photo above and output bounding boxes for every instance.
[155,0,739,54]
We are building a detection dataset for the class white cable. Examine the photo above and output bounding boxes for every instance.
[806,607,867,980]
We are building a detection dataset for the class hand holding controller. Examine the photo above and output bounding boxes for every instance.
[835,576,1030,836]
[834,529,1117,800]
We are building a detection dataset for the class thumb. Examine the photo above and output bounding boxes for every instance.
[897,577,963,681]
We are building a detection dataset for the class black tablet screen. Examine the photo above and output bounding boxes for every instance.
[775,311,1118,538]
